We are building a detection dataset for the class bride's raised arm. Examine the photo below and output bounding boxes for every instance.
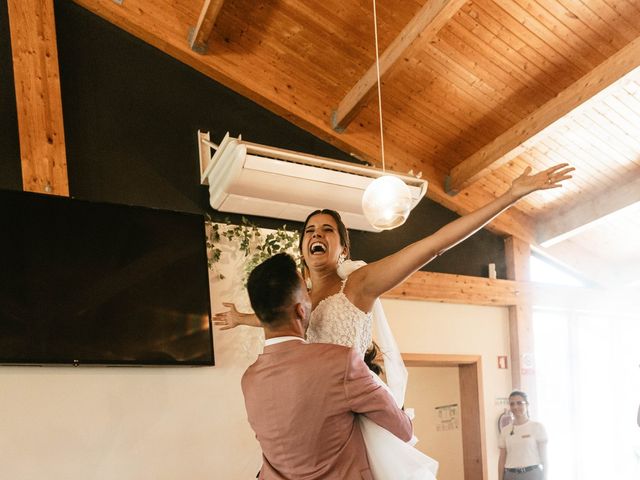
[351,164,573,307]
[213,302,260,329]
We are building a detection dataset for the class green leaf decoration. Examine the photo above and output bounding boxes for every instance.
[205,219,301,285]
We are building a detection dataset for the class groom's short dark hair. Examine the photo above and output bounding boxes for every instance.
[248,253,301,325]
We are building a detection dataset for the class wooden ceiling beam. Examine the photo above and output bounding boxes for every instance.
[188,0,224,54]
[331,0,467,132]
[446,36,640,195]
[383,270,524,307]
[7,0,69,196]
[383,270,640,312]
[537,173,640,247]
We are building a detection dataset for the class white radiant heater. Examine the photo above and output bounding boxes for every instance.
[198,131,428,232]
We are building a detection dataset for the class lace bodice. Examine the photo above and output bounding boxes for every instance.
[305,279,373,357]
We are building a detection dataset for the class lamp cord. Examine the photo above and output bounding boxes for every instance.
[372,0,386,172]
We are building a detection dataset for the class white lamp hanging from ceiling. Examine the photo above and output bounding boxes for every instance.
[361,0,413,231]
[362,175,413,230]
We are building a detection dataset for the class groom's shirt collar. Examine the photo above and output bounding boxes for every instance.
[264,336,306,346]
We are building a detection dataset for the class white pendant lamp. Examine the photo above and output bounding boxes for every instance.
[362,175,413,230]
[362,0,412,231]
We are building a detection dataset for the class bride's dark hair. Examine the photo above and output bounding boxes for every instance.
[364,341,383,375]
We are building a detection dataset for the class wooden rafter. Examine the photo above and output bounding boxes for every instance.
[537,174,640,246]
[7,0,69,196]
[331,0,466,132]
[446,36,640,195]
[188,0,224,54]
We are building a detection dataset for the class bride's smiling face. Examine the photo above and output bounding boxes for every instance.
[301,213,346,271]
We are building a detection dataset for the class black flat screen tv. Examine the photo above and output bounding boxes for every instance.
[0,190,214,366]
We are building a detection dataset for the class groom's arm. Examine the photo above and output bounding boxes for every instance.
[343,348,413,442]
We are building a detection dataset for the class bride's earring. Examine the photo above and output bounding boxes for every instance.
[338,253,346,266]
[303,267,312,290]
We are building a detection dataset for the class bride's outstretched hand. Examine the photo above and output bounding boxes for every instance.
[213,302,243,330]
[509,163,574,198]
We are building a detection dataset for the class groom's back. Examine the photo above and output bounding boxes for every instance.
[242,341,372,480]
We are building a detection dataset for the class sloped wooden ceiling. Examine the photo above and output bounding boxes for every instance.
[67,0,640,258]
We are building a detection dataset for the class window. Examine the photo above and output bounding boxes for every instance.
[534,308,640,479]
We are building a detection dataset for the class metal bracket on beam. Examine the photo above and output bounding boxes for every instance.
[330,111,346,133]
[444,175,458,196]
[187,27,208,54]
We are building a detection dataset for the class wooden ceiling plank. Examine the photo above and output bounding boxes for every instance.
[388,70,512,151]
[540,136,617,188]
[564,104,640,164]
[422,52,518,125]
[537,173,640,246]
[7,0,69,196]
[596,101,640,159]
[188,0,224,53]
[437,25,544,106]
[589,0,640,41]
[550,125,629,178]
[566,117,639,174]
[330,0,467,132]
[379,76,497,152]
[559,0,635,48]
[521,0,606,65]
[588,105,640,155]
[446,36,640,194]
[509,124,633,196]
[454,10,559,95]
[603,0,640,20]
[542,0,619,58]
[605,92,640,129]
[496,0,595,72]
[424,43,523,123]
[476,0,583,82]
[574,114,640,170]
[462,2,577,90]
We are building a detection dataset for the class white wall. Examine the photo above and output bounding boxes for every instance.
[382,298,512,480]
[0,229,511,479]
[0,331,263,479]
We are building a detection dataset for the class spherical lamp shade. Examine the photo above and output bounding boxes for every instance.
[362,175,413,231]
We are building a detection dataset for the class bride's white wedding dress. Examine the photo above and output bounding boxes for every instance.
[306,261,439,480]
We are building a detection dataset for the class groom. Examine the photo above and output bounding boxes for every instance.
[242,253,413,479]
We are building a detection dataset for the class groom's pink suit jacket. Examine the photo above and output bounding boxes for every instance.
[242,339,413,480]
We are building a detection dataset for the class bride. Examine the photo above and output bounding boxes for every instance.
[215,164,573,479]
